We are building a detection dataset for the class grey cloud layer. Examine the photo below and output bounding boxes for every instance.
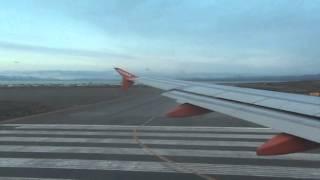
[0,41,134,60]
[2,0,320,75]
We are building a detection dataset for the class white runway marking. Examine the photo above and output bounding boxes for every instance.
[0,130,272,139]
[0,136,263,147]
[0,158,318,179]
[0,123,318,180]
[5,124,277,133]
[0,145,318,161]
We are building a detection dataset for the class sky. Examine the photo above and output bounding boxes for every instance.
[0,0,319,77]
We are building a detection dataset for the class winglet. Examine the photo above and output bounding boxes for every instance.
[114,68,137,90]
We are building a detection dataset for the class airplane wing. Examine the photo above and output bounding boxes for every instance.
[115,68,320,156]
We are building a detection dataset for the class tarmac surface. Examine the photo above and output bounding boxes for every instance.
[0,87,319,180]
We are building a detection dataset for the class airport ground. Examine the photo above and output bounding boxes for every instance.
[1,80,319,121]
[0,81,318,180]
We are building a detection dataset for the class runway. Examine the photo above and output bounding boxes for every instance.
[0,87,319,180]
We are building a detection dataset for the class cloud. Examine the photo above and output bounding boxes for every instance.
[0,41,134,60]
[0,0,319,76]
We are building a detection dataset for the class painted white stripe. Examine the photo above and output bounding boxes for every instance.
[0,145,319,161]
[0,137,263,147]
[0,130,272,139]
[0,158,318,179]
[5,124,277,133]
[0,178,72,180]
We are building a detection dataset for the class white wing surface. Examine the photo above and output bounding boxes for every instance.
[115,68,320,156]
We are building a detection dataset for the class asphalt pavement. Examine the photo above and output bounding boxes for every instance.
[0,87,319,180]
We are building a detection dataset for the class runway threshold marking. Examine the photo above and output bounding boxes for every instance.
[0,158,319,179]
[133,117,217,180]
[7,124,277,133]
[0,145,318,161]
[0,123,319,179]
[0,130,273,139]
[0,136,264,147]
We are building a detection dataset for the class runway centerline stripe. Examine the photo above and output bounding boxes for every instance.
[0,145,318,161]
[4,124,277,133]
[0,130,272,139]
[0,137,263,147]
[0,158,318,179]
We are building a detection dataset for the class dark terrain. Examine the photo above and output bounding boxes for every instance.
[0,86,122,121]
[0,80,319,121]
[0,80,318,180]
[234,80,320,94]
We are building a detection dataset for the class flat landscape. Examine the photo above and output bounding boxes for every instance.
[234,80,320,94]
[0,80,318,180]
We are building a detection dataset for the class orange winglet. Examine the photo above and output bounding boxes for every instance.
[167,103,211,118]
[257,133,320,156]
[115,68,137,90]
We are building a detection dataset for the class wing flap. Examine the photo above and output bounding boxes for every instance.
[115,68,320,155]
[137,77,187,90]
[182,86,225,96]
[163,90,320,144]
[255,98,320,117]
[216,92,267,103]
[175,84,320,118]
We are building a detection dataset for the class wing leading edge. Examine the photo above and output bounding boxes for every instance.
[115,68,320,156]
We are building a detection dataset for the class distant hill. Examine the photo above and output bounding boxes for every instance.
[0,70,319,82]
[184,74,320,82]
[0,70,118,81]
[0,75,55,81]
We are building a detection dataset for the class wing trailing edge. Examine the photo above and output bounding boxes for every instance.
[114,68,320,155]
